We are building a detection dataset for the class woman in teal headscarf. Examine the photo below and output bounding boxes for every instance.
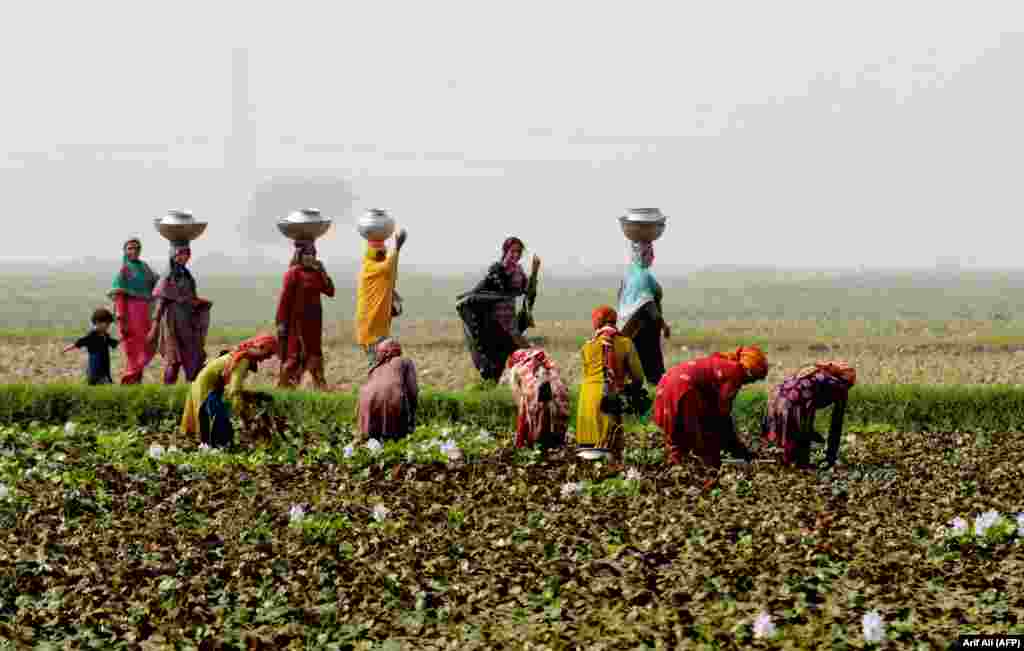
[617,241,669,385]
[108,238,160,384]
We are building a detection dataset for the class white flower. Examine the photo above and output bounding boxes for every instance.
[478,430,493,442]
[366,439,382,454]
[343,444,355,459]
[439,440,462,461]
[198,443,210,453]
[862,610,885,644]
[289,504,306,523]
[752,612,776,639]
[372,504,390,522]
[948,517,968,536]
[974,510,1002,537]
[625,468,643,482]
[64,422,76,435]
[0,483,9,500]
[1016,513,1024,537]
[561,482,581,497]
[148,444,164,459]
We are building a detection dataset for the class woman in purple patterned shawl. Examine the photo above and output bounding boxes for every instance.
[148,241,213,384]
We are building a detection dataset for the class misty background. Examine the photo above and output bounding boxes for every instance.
[2,2,1023,275]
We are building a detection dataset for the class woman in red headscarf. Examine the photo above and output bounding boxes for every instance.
[575,306,646,461]
[276,239,335,390]
[762,360,857,468]
[654,346,768,468]
[180,334,278,448]
[502,347,570,449]
[456,237,541,381]
[358,338,419,441]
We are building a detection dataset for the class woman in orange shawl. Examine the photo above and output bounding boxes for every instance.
[502,347,570,449]
[654,346,768,468]
[762,361,856,468]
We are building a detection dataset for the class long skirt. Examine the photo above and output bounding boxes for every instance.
[631,312,665,386]
[457,298,518,382]
[117,295,155,384]
[199,389,234,448]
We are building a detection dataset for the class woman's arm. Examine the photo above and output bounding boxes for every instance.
[226,358,251,401]
[825,398,847,466]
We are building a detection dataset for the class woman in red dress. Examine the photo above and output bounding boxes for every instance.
[654,346,768,468]
[275,240,335,390]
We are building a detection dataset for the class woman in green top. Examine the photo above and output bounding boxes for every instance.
[108,238,159,384]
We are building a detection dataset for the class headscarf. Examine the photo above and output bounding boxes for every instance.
[110,238,159,299]
[290,240,317,267]
[719,346,769,381]
[222,334,278,383]
[617,241,660,330]
[590,306,625,391]
[369,338,403,376]
[167,241,195,288]
[507,347,554,374]
[501,237,525,272]
[592,305,618,330]
[797,360,857,386]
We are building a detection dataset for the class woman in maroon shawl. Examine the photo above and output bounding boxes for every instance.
[358,339,419,441]
[148,241,212,384]
[275,239,335,390]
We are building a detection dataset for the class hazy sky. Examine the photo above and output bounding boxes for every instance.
[3,1,1023,270]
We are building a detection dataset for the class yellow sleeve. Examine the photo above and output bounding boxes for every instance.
[225,357,251,400]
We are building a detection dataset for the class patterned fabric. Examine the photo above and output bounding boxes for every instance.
[593,325,625,392]
[763,363,855,465]
[456,256,530,381]
[110,239,159,300]
[575,335,644,450]
[719,346,769,381]
[502,348,570,448]
[153,268,210,383]
[654,354,749,467]
[222,334,278,384]
[617,242,662,331]
[591,305,618,330]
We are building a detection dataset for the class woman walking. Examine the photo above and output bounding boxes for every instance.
[617,241,669,385]
[276,240,335,390]
[356,229,407,368]
[108,238,159,384]
[456,237,539,381]
[762,360,856,468]
[502,347,570,450]
[357,338,419,442]
[654,346,768,468]
[149,241,212,384]
[575,306,645,462]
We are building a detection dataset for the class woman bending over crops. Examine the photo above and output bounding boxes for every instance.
[358,339,419,442]
[617,241,669,385]
[149,242,212,384]
[654,346,768,468]
[456,237,540,381]
[762,360,856,468]
[501,347,570,449]
[575,306,646,462]
[276,239,335,390]
[108,238,159,384]
[180,334,278,448]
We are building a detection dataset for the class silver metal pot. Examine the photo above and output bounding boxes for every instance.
[154,210,208,242]
[619,208,667,243]
[277,208,333,241]
[357,208,396,241]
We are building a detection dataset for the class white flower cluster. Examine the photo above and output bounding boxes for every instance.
[561,482,582,497]
[0,482,9,500]
[372,503,390,522]
[750,610,885,644]
[289,504,306,523]
[946,510,1024,539]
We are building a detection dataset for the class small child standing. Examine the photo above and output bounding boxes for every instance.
[63,308,119,385]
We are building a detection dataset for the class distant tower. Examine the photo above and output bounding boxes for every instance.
[226,48,253,170]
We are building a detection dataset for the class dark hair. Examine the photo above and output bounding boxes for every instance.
[91,307,115,324]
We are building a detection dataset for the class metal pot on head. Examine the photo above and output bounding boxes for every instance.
[619,208,666,243]
[357,209,396,241]
[277,208,333,241]
[154,210,208,242]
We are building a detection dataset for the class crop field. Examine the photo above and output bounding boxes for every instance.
[2,268,1024,648]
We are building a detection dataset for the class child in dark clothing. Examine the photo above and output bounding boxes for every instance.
[63,308,119,385]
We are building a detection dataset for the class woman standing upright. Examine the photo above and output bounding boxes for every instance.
[356,229,407,368]
[109,238,159,384]
[762,361,857,468]
[575,306,645,461]
[149,241,212,384]
[456,237,539,381]
[276,240,335,390]
[617,241,669,386]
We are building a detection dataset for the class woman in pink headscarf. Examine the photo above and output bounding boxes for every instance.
[357,339,419,441]
[502,347,570,449]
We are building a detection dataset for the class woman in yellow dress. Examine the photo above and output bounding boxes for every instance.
[355,229,407,368]
[180,334,278,448]
[575,305,645,461]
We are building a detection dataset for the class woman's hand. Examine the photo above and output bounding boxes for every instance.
[531,255,541,274]
[662,323,671,339]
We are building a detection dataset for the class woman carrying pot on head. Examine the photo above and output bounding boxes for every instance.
[357,338,419,442]
[654,346,768,468]
[356,229,407,368]
[575,306,646,463]
[762,360,856,469]
[276,239,335,390]
[180,334,278,448]
[617,241,669,386]
[108,238,159,384]
[501,347,570,450]
[456,237,539,382]
[149,241,212,384]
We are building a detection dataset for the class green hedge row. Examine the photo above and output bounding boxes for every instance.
[2,382,1024,434]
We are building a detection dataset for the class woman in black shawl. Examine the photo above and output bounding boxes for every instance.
[456,237,540,381]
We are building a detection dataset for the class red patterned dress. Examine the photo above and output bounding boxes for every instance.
[503,348,570,449]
